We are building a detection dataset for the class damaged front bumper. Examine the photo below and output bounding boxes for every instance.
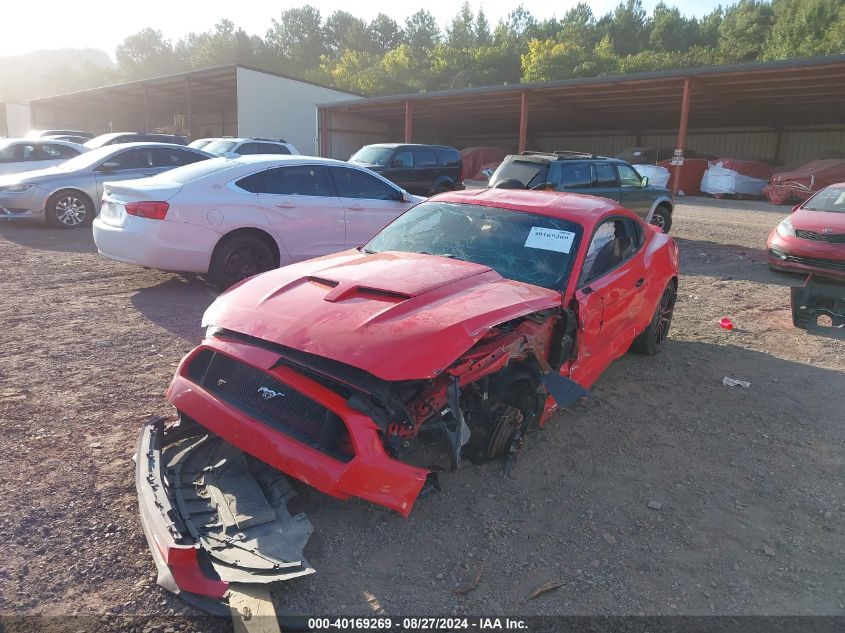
[135,416,315,614]
[791,274,845,330]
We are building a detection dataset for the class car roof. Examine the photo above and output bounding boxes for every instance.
[225,154,354,167]
[431,188,633,228]
[505,152,621,164]
[100,142,208,153]
[205,137,289,144]
[364,143,456,150]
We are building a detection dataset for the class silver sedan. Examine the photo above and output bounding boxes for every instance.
[0,143,212,228]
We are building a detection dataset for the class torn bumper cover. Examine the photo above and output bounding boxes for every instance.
[135,416,315,613]
[791,274,845,330]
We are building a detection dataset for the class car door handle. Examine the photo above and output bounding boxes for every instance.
[142,172,158,176]
[274,202,295,209]
[635,278,646,288]
[347,204,365,210]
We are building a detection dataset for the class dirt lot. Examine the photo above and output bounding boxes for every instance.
[1,197,843,630]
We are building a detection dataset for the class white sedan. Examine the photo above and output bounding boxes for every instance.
[0,138,88,176]
[93,155,424,287]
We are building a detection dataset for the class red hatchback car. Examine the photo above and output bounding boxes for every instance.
[135,189,679,609]
[768,182,845,280]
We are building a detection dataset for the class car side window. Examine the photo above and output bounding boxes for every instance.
[617,164,643,187]
[414,148,437,168]
[238,143,259,155]
[580,218,640,286]
[257,142,290,155]
[101,149,152,170]
[235,170,265,193]
[40,143,80,159]
[329,166,400,201]
[593,163,619,188]
[552,162,592,189]
[151,149,197,167]
[390,150,413,168]
[11,143,37,161]
[436,148,460,167]
[260,165,334,197]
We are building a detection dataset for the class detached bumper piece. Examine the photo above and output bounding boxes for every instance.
[791,275,845,330]
[135,416,314,615]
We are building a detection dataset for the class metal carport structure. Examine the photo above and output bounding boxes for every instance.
[29,65,357,154]
[318,55,845,191]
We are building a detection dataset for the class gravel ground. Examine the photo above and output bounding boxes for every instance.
[1,197,843,630]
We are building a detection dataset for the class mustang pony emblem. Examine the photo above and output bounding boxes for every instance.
[257,386,284,400]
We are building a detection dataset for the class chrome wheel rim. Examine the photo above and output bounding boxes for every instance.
[55,196,87,226]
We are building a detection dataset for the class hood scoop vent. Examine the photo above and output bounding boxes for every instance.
[323,283,411,304]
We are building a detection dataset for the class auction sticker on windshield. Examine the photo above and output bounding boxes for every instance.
[524,227,575,253]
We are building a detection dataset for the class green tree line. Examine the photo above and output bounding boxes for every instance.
[30,0,845,98]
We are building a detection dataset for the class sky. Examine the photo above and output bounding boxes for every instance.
[2,0,727,59]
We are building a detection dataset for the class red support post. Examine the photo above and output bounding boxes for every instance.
[519,90,529,154]
[404,101,413,143]
[673,78,692,196]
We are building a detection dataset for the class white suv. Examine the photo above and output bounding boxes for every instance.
[193,137,300,158]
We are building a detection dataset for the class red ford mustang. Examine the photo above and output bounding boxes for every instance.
[768,182,845,280]
[135,189,679,610]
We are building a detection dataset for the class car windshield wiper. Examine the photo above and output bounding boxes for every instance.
[359,247,377,254]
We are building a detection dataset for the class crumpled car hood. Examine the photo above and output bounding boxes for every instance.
[203,250,562,381]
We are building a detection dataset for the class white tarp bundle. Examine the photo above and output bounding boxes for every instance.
[700,162,768,196]
[634,164,671,188]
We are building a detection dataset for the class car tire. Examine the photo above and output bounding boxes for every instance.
[631,282,676,356]
[208,234,276,290]
[45,190,94,229]
[429,182,454,196]
[650,204,672,233]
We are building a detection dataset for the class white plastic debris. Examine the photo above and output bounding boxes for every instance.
[701,163,768,197]
[723,376,751,388]
[634,164,671,188]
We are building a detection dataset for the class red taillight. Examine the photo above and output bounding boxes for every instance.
[125,201,169,220]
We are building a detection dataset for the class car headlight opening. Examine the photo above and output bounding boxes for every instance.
[776,217,795,238]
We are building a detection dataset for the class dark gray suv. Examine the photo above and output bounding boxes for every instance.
[349,143,463,197]
[490,151,674,232]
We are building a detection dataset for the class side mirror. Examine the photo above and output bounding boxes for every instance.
[401,190,413,203]
[641,176,649,187]
[791,204,801,213]
[97,161,121,172]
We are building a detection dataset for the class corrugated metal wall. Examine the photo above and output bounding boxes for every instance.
[326,120,845,165]
[325,112,397,159]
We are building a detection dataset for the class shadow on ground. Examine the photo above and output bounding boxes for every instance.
[0,218,95,254]
[130,275,217,344]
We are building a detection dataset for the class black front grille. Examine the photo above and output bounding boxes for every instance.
[783,254,845,272]
[189,351,352,461]
[795,229,845,244]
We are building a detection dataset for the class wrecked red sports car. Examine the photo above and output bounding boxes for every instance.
[136,189,679,611]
